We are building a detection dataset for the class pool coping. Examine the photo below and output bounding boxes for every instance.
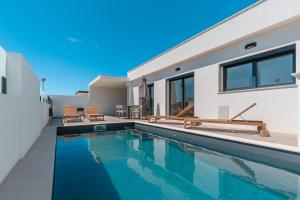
[134,122,300,174]
[57,120,300,154]
[133,121,300,154]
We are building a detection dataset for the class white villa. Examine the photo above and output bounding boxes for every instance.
[89,0,300,137]
[2,1,300,199]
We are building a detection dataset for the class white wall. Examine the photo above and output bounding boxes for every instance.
[154,80,167,115]
[89,86,127,116]
[0,94,21,183]
[0,47,6,76]
[0,47,6,94]
[6,53,22,96]
[127,18,300,134]
[50,95,88,117]
[0,52,49,183]
[20,58,47,156]
[132,86,139,105]
[195,66,297,134]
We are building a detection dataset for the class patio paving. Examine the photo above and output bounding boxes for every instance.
[0,120,59,200]
[64,116,298,147]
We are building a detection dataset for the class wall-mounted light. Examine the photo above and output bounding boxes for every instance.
[175,67,181,72]
[245,42,257,50]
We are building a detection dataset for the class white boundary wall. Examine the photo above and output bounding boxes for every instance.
[0,51,49,183]
[50,95,88,117]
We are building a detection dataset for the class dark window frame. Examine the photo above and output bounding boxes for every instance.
[221,45,296,92]
[168,73,194,115]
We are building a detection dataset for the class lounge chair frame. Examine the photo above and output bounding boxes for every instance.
[148,104,194,123]
[183,103,269,137]
[63,105,82,123]
[85,105,104,121]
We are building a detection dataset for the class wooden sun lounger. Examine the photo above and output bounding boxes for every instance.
[184,103,269,137]
[85,105,104,121]
[63,105,82,123]
[148,104,195,123]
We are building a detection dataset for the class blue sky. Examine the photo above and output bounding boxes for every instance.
[0,0,257,95]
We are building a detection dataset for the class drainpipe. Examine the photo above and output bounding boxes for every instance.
[292,72,300,147]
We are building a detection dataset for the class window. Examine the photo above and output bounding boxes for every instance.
[257,54,294,87]
[224,63,253,90]
[222,45,295,91]
[169,74,194,116]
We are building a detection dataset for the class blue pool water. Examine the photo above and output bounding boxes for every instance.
[53,130,300,200]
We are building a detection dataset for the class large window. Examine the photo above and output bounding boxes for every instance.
[169,74,194,116]
[222,45,295,92]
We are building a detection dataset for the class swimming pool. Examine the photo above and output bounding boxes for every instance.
[52,129,300,200]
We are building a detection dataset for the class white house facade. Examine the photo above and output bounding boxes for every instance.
[126,0,300,135]
[90,0,300,136]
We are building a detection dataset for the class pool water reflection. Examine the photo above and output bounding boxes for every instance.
[53,130,300,200]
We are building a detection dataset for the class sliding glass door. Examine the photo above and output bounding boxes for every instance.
[147,84,154,115]
[169,75,194,116]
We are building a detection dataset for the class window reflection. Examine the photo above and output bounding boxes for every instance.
[165,141,195,183]
[257,54,294,87]
[225,63,253,90]
[169,75,194,116]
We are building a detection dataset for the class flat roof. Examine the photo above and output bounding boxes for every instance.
[128,0,266,74]
[89,75,128,89]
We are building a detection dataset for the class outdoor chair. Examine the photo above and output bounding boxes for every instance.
[116,105,127,118]
[130,105,141,119]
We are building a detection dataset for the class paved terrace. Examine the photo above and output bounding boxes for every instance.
[65,116,297,147]
[0,116,298,200]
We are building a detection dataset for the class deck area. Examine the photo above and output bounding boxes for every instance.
[63,116,298,147]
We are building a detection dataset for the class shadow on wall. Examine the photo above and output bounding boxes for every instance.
[156,103,160,116]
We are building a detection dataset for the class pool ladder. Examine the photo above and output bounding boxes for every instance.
[94,125,107,132]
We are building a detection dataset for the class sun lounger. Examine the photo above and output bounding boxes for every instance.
[148,104,195,123]
[85,105,104,121]
[63,105,82,123]
[184,103,269,137]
